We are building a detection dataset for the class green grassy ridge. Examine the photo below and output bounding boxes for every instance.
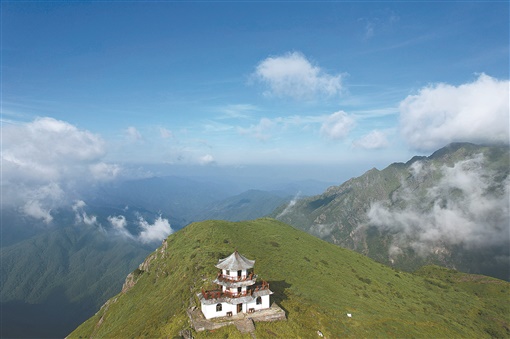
[69,218,509,338]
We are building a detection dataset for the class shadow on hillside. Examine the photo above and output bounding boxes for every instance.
[268,280,291,314]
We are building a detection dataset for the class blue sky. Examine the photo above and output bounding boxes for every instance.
[2,1,509,184]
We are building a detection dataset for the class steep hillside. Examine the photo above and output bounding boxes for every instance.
[274,143,510,280]
[69,219,509,338]
[0,224,152,338]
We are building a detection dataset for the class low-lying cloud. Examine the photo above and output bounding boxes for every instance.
[107,214,173,244]
[276,192,301,219]
[23,200,54,224]
[72,200,98,226]
[107,215,133,239]
[399,74,509,151]
[2,117,120,223]
[368,154,509,257]
[138,215,173,244]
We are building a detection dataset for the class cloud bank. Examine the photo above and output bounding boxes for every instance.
[368,154,509,257]
[2,117,119,223]
[400,74,509,151]
[254,51,343,100]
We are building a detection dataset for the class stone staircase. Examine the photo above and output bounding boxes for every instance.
[235,318,255,334]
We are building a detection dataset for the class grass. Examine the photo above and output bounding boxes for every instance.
[69,218,510,338]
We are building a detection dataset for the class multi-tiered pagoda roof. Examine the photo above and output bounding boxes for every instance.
[215,251,255,270]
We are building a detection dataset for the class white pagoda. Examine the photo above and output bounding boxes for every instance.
[198,251,273,319]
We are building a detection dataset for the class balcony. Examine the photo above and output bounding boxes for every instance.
[216,271,256,283]
[200,281,270,301]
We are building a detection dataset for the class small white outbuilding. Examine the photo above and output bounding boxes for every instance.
[198,251,273,319]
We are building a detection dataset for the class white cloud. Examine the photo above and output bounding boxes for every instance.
[138,215,173,244]
[72,200,87,210]
[320,111,356,140]
[1,117,119,222]
[353,130,389,149]
[17,183,65,223]
[310,223,336,238]
[364,22,375,39]
[22,200,53,224]
[107,214,172,243]
[199,154,216,165]
[367,155,510,256]
[254,51,343,100]
[126,126,143,142]
[89,162,121,180]
[276,192,301,219]
[72,200,98,226]
[238,118,276,141]
[159,127,174,139]
[108,215,133,239]
[108,215,127,229]
[399,74,510,151]
[218,104,257,119]
[2,117,106,183]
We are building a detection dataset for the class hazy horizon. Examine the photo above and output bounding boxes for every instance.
[2,1,509,223]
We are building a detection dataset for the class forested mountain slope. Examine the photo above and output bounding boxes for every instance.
[274,143,510,280]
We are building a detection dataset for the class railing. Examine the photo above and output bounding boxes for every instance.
[201,288,251,300]
[253,280,270,292]
[201,281,270,300]
[216,271,255,282]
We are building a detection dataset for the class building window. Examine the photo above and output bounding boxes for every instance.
[216,303,222,312]
[226,270,230,275]
[237,270,242,277]
[256,297,262,305]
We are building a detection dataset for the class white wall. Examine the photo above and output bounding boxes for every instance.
[201,295,270,319]
[245,295,271,312]
[201,302,237,319]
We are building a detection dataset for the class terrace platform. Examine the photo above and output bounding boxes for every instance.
[188,303,286,333]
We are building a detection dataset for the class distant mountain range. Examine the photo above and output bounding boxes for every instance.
[274,143,510,281]
[69,219,510,338]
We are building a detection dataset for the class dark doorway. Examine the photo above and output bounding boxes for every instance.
[237,303,242,313]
